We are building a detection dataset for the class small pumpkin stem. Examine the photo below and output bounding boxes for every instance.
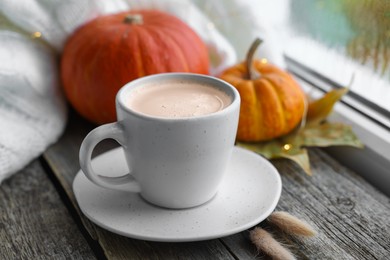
[246,38,263,80]
[123,14,143,25]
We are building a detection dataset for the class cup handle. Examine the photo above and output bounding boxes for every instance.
[79,122,140,192]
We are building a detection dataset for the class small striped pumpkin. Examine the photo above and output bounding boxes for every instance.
[219,39,306,142]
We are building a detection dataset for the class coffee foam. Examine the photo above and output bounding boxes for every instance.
[126,80,231,118]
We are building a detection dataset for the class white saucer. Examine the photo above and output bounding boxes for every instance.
[73,146,282,242]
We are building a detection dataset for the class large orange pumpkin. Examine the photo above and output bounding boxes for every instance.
[61,10,210,124]
[219,39,306,142]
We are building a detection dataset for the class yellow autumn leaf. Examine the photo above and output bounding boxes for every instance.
[306,87,349,125]
[238,122,363,175]
[277,149,312,176]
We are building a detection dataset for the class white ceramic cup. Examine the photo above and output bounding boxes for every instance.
[79,73,240,209]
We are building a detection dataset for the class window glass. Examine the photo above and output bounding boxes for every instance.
[280,0,389,114]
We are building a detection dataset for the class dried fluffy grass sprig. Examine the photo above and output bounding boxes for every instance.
[268,211,317,237]
[249,227,296,260]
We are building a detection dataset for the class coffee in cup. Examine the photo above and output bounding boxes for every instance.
[126,80,231,118]
[79,73,240,209]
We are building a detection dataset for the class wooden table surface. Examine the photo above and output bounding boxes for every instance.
[2,111,390,259]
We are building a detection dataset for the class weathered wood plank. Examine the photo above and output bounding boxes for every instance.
[43,112,236,260]
[269,150,390,259]
[94,230,235,260]
[220,232,261,259]
[0,159,95,259]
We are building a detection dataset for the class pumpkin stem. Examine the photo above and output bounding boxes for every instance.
[246,38,263,80]
[123,14,143,25]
